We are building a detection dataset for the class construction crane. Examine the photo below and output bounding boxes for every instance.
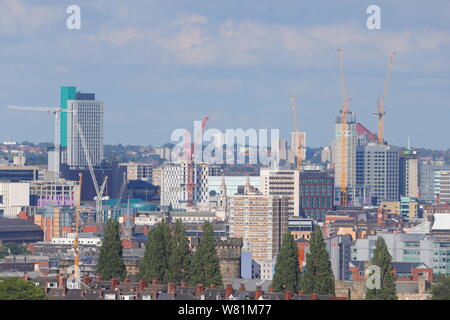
[115,172,128,210]
[289,95,303,170]
[374,52,396,145]
[8,105,75,179]
[184,116,209,207]
[337,49,351,206]
[73,173,82,281]
[74,113,108,222]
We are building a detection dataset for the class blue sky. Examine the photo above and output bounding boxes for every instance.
[0,0,449,149]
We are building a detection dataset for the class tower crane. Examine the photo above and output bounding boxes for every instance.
[76,121,108,222]
[337,49,351,206]
[114,171,128,210]
[289,95,303,170]
[184,116,209,207]
[374,52,396,145]
[8,105,75,179]
[8,104,108,221]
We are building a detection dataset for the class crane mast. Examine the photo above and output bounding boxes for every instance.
[76,117,108,221]
[337,49,350,206]
[376,52,396,145]
[289,95,303,170]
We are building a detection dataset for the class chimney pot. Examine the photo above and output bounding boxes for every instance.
[168,283,176,293]
[139,278,147,291]
[111,278,119,291]
[284,291,293,300]
[195,284,205,296]
[255,286,263,300]
[225,284,233,299]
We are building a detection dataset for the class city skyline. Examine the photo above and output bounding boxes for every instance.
[1,0,449,149]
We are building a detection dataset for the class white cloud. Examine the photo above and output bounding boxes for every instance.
[0,0,61,36]
[89,27,145,46]
[87,13,450,68]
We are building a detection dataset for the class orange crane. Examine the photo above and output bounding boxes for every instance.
[337,49,350,206]
[185,116,209,206]
[375,52,396,145]
[289,95,303,170]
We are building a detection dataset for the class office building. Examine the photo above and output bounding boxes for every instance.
[434,170,450,203]
[321,146,332,163]
[332,113,357,191]
[279,139,288,161]
[0,165,40,182]
[289,132,306,166]
[160,162,209,209]
[419,161,450,203]
[229,190,289,261]
[0,182,30,217]
[260,168,300,216]
[119,162,152,182]
[29,180,81,208]
[65,89,104,168]
[399,150,419,198]
[208,176,260,197]
[299,171,334,221]
[325,234,352,281]
[356,143,399,205]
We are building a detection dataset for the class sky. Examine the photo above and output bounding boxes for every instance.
[0,0,449,149]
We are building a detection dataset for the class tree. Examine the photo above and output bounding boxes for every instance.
[299,225,335,295]
[432,274,450,300]
[189,221,222,287]
[365,237,397,300]
[167,219,191,284]
[0,243,30,259]
[271,232,301,292]
[0,277,47,300]
[96,220,127,280]
[140,220,172,283]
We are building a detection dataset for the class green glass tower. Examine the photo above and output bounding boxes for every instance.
[60,86,76,148]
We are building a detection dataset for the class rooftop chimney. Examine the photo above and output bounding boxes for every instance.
[195,284,205,296]
[139,279,147,292]
[58,275,66,289]
[225,284,233,299]
[377,207,383,227]
[111,278,119,291]
[255,286,263,300]
[168,283,176,293]
[284,291,293,300]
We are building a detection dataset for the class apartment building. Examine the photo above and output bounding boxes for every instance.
[260,168,300,216]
